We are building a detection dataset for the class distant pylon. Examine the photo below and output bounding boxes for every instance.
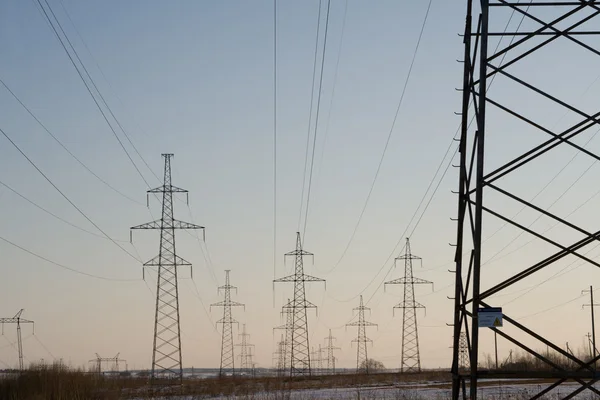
[385,238,432,373]
[0,310,34,371]
[211,270,245,377]
[274,232,325,377]
[310,346,323,374]
[236,324,255,374]
[273,298,293,373]
[273,334,286,376]
[324,329,340,375]
[458,333,470,371]
[131,154,205,382]
[346,295,378,374]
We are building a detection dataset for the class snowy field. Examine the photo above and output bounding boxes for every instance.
[143,381,600,400]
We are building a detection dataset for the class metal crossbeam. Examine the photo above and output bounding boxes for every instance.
[451,2,600,399]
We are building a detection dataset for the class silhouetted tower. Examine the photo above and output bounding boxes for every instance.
[458,333,470,371]
[273,298,293,373]
[0,309,34,370]
[236,324,255,374]
[346,295,377,374]
[273,334,286,375]
[88,353,126,375]
[385,238,432,373]
[274,232,325,376]
[131,154,204,382]
[324,329,340,375]
[211,270,244,377]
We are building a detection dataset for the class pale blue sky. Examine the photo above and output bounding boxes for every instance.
[0,0,599,371]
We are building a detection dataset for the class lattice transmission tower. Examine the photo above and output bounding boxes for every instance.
[346,295,377,374]
[451,2,600,399]
[211,270,244,377]
[88,353,126,375]
[274,232,325,377]
[324,329,340,375]
[131,153,204,382]
[0,309,34,370]
[273,299,293,374]
[272,334,286,375]
[385,238,432,373]
[458,333,469,372]
[236,324,255,374]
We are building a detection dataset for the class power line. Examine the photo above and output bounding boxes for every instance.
[0,126,140,262]
[302,0,332,243]
[318,0,349,174]
[0,234,138,282]
[0,78,143,206]
[0,179,129,243]
[332,0,434,269]
[56,0,160,182]
[35,0,154,190]
[298,0,324,232]
[274,0,278,280]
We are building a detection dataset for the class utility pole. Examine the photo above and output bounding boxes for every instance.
[324,329,340,375]
[211,270,245,377]
[273,298,293,374]
[236,324,255,375]
[131,153,204,382]
[385,238,432,373]
[583,286,599,368]
[346,295,377,374]
[0,309,34,371]
[274,232,325,377]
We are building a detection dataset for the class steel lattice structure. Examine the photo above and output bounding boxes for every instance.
[347,295,377,374]
[236,324,255,373]
[273,298,293,374]
[385,238,432,373]
[131,154,204,382]
[211,270,244,377]
[273,334,286,375]
[0,309,34,371]
[88,353,126,375]
[451,2,600,398]
[274,232,325,377]
[458,332,470,372]
[324,329,340,375]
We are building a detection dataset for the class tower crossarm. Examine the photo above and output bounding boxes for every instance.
[394,301,426,309]
[143,254,191,267]
[385,277,433,286]
[211,300,245,309]
[130,219,204,231]
[346,321,378,327]
[148,184,188,194]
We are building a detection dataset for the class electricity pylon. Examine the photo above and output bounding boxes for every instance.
[346,295,377,374]
[211,270,244,377]
[131,153,204,382]
[274,232,325,377]
[273,298,293,373]
[582,286,599,368]
[310,345,323,374]
[324,329,340,375]
[458,333,469,371]
[88,353,126,375]
[0,309,34,370]
[385,238,432,373]
[236,324,255,374]
[273,334,286,375]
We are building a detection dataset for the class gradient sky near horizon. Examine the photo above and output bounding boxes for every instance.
[1,0,600,371]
